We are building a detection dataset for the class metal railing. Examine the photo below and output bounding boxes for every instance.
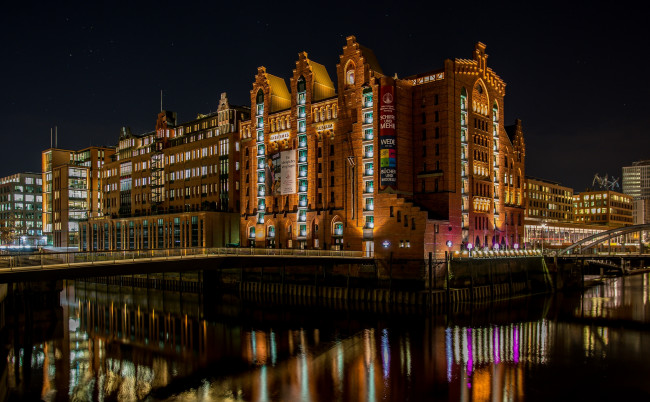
[0,248,368,272]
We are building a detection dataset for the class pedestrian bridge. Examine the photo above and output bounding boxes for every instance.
[557,223,650,256]
[0,248,372,283]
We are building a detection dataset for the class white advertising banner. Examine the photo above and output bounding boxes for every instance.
[280,150,296,195]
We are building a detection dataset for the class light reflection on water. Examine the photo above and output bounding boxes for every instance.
[4,273,650,400]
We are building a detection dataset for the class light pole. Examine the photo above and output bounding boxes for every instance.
[467,242,473,258]
[540,223,547,255]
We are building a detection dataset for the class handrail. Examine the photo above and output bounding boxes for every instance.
[0,247,370,272]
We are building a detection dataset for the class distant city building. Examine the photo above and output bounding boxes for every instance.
[80,93,249,250]
[622,160,650,224]
[0,172,44,246]
[240,37,525,267]
[524,178,635,250]
[573,190,633,228]
[42,147,115,248]
[524,177,574,224]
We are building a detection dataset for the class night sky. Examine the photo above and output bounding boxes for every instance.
[2,1,648,192]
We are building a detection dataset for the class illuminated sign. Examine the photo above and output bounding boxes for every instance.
[269,131,290,142]
[410,72,445,86]
[314,121,335,132]
[379,85,397,189]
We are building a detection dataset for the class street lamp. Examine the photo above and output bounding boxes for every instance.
[467,242,473,258]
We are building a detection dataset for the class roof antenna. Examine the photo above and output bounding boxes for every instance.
[55,126,58,148]
[160,89,163,112]
[50,127,53,148]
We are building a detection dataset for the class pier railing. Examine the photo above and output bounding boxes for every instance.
[0,247,367,271]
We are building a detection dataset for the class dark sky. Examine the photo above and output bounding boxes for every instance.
[2,1,648,192]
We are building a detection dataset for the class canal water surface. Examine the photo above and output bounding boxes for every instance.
[3,273,650,401]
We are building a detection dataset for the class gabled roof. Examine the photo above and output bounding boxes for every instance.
[266,73,291,112]
[310,60,336,101]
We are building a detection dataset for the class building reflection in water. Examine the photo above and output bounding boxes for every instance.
[4,273,650,400]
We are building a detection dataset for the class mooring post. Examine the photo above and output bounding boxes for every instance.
[469,258,474,302]
[347,263,351,300]
[446,251,450,304]
[428,252,433,307]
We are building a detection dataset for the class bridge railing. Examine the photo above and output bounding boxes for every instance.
[0,247,367,271]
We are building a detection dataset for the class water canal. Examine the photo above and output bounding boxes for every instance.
[2,272,650,401]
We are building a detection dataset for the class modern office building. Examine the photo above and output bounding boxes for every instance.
[573,190,633,228]
[622,160,650,224]
[42,147,114,248]
[80,93,249,251]
[0,172,44,246]
[239,37,526,267]
[524,177,574,224]
[523,177,636,250]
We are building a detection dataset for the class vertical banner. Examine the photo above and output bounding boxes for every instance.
[379,85,397,188]
[266,152,281,195]
[281,150,296,195]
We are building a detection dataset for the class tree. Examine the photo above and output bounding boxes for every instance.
[0,227,16,245]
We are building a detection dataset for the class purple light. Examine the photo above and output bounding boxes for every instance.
[466,328,473,377]
[513,327,520,364]
[494,327,500,364]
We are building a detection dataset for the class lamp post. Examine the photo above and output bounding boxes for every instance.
[467,242,473,258]
[541,223,547,255]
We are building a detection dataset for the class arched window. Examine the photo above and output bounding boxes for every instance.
[267,225,275,238]
[248,226,255,238]
[334,222,343,236]
[256,89,264,104]
[345,61,356,86]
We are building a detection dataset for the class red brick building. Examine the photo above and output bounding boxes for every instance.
[80,93,248,250]
[240,37,526,267]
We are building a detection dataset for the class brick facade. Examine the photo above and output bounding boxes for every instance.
[240,37,526,269]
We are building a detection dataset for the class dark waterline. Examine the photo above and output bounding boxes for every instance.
[2,274,650,401]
